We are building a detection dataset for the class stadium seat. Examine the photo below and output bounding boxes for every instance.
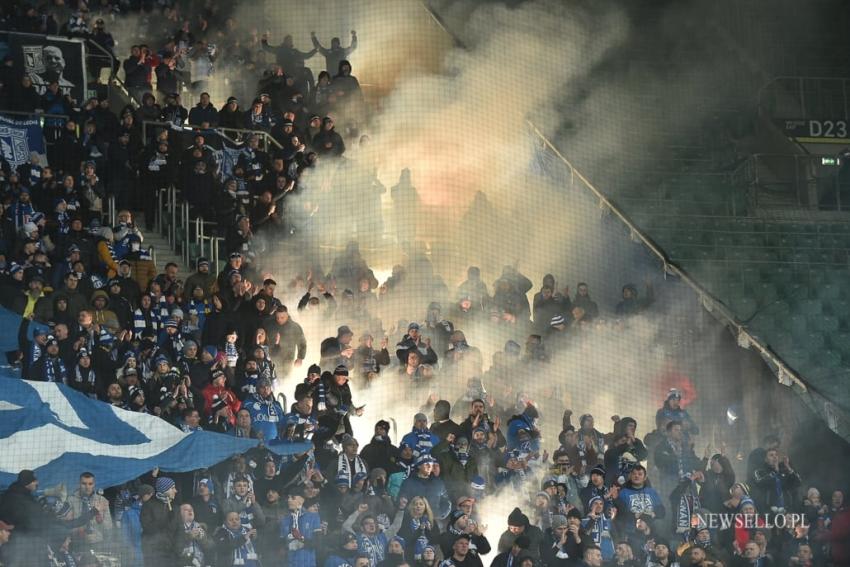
[811,315,840,333]
[797,299,822,316]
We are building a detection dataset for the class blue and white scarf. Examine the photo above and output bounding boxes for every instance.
[44,356,68,384]
[336,454,367,488]
[222,525,259,566]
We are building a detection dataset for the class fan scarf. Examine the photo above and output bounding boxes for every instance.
[336,454,368,488]
[223,525,259,566]
[676,479,701,534]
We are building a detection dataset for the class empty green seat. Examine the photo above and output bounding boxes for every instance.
[818,282,841,300]
[797,299,822,316]
[811,315,840,332]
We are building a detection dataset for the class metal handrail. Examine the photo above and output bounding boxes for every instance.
[0,110,71,121]
[140,120,283,152]
[524,121,809,392]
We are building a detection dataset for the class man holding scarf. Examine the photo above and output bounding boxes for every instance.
[279,491,322,567]
[215,511,260,567]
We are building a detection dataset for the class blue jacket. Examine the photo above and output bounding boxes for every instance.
[244,393,285,441]
[401,428,439,458]
[618,485,665,520]
[280,509,322,567]
[399,475,451,519]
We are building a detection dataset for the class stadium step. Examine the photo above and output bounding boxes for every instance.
[138,214,190,280]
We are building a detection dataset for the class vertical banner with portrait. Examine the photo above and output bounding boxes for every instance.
[0,32,87,105]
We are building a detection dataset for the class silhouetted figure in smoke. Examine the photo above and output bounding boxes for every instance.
[261,33,316,79]
[311,31,358,76]
[313,116,346,157]
[391,168,419,245]
[331,241,378,293]
[615,282,653,317]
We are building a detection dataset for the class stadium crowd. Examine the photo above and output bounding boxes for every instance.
[0,1,849,567]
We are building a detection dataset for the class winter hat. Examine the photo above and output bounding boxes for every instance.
[590,465,606,478]
[507,507,529,527]
[197,257,210,268]
[588,495,604,508]
[550,314,566,327]
[567,508,583,521]
[137,484,155,498]
[536,491,551,502]
[551,515,568,529]
[666,388,682,401]
[128,386,143,400]
[307,363,321,375]
[470,476,486,491]
[333,365,349,376]
[257,377,272,389]
[17,470,36,486]
[155,477,176,495]
[23,221,38,235]
[375,419,390,431]
[294,383,312,401]
[164,318,178,328]
[408,322,420,331]
[171,308,184,319]
[182,340,197,353]
[415,454,437,467]
[339,531,358,548]
[414,413,428,423]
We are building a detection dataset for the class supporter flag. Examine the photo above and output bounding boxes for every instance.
[0,114,45,168]
[0,379,307,490]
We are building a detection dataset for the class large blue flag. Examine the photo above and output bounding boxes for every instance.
[0,379,308,490]
[0,114,45,168]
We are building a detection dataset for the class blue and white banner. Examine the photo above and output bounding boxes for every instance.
[0,114,45,168]
[0,380,273,490]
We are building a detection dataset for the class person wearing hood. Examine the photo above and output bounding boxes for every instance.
[431,400,463,442]
[313,116,346,157]
[106,277,133,331]
[615,282,653,317]
[497,508,544,559]
[434,436,479,505]
[396,321,439,366]
[311,30,358,75]
[492,534,533,567]
[362,420,401,473]
[332,59,362,103]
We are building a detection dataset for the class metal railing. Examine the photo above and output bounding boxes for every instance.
[742,153,850,210]
[140,120,283,152]
[417,1,812,395]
